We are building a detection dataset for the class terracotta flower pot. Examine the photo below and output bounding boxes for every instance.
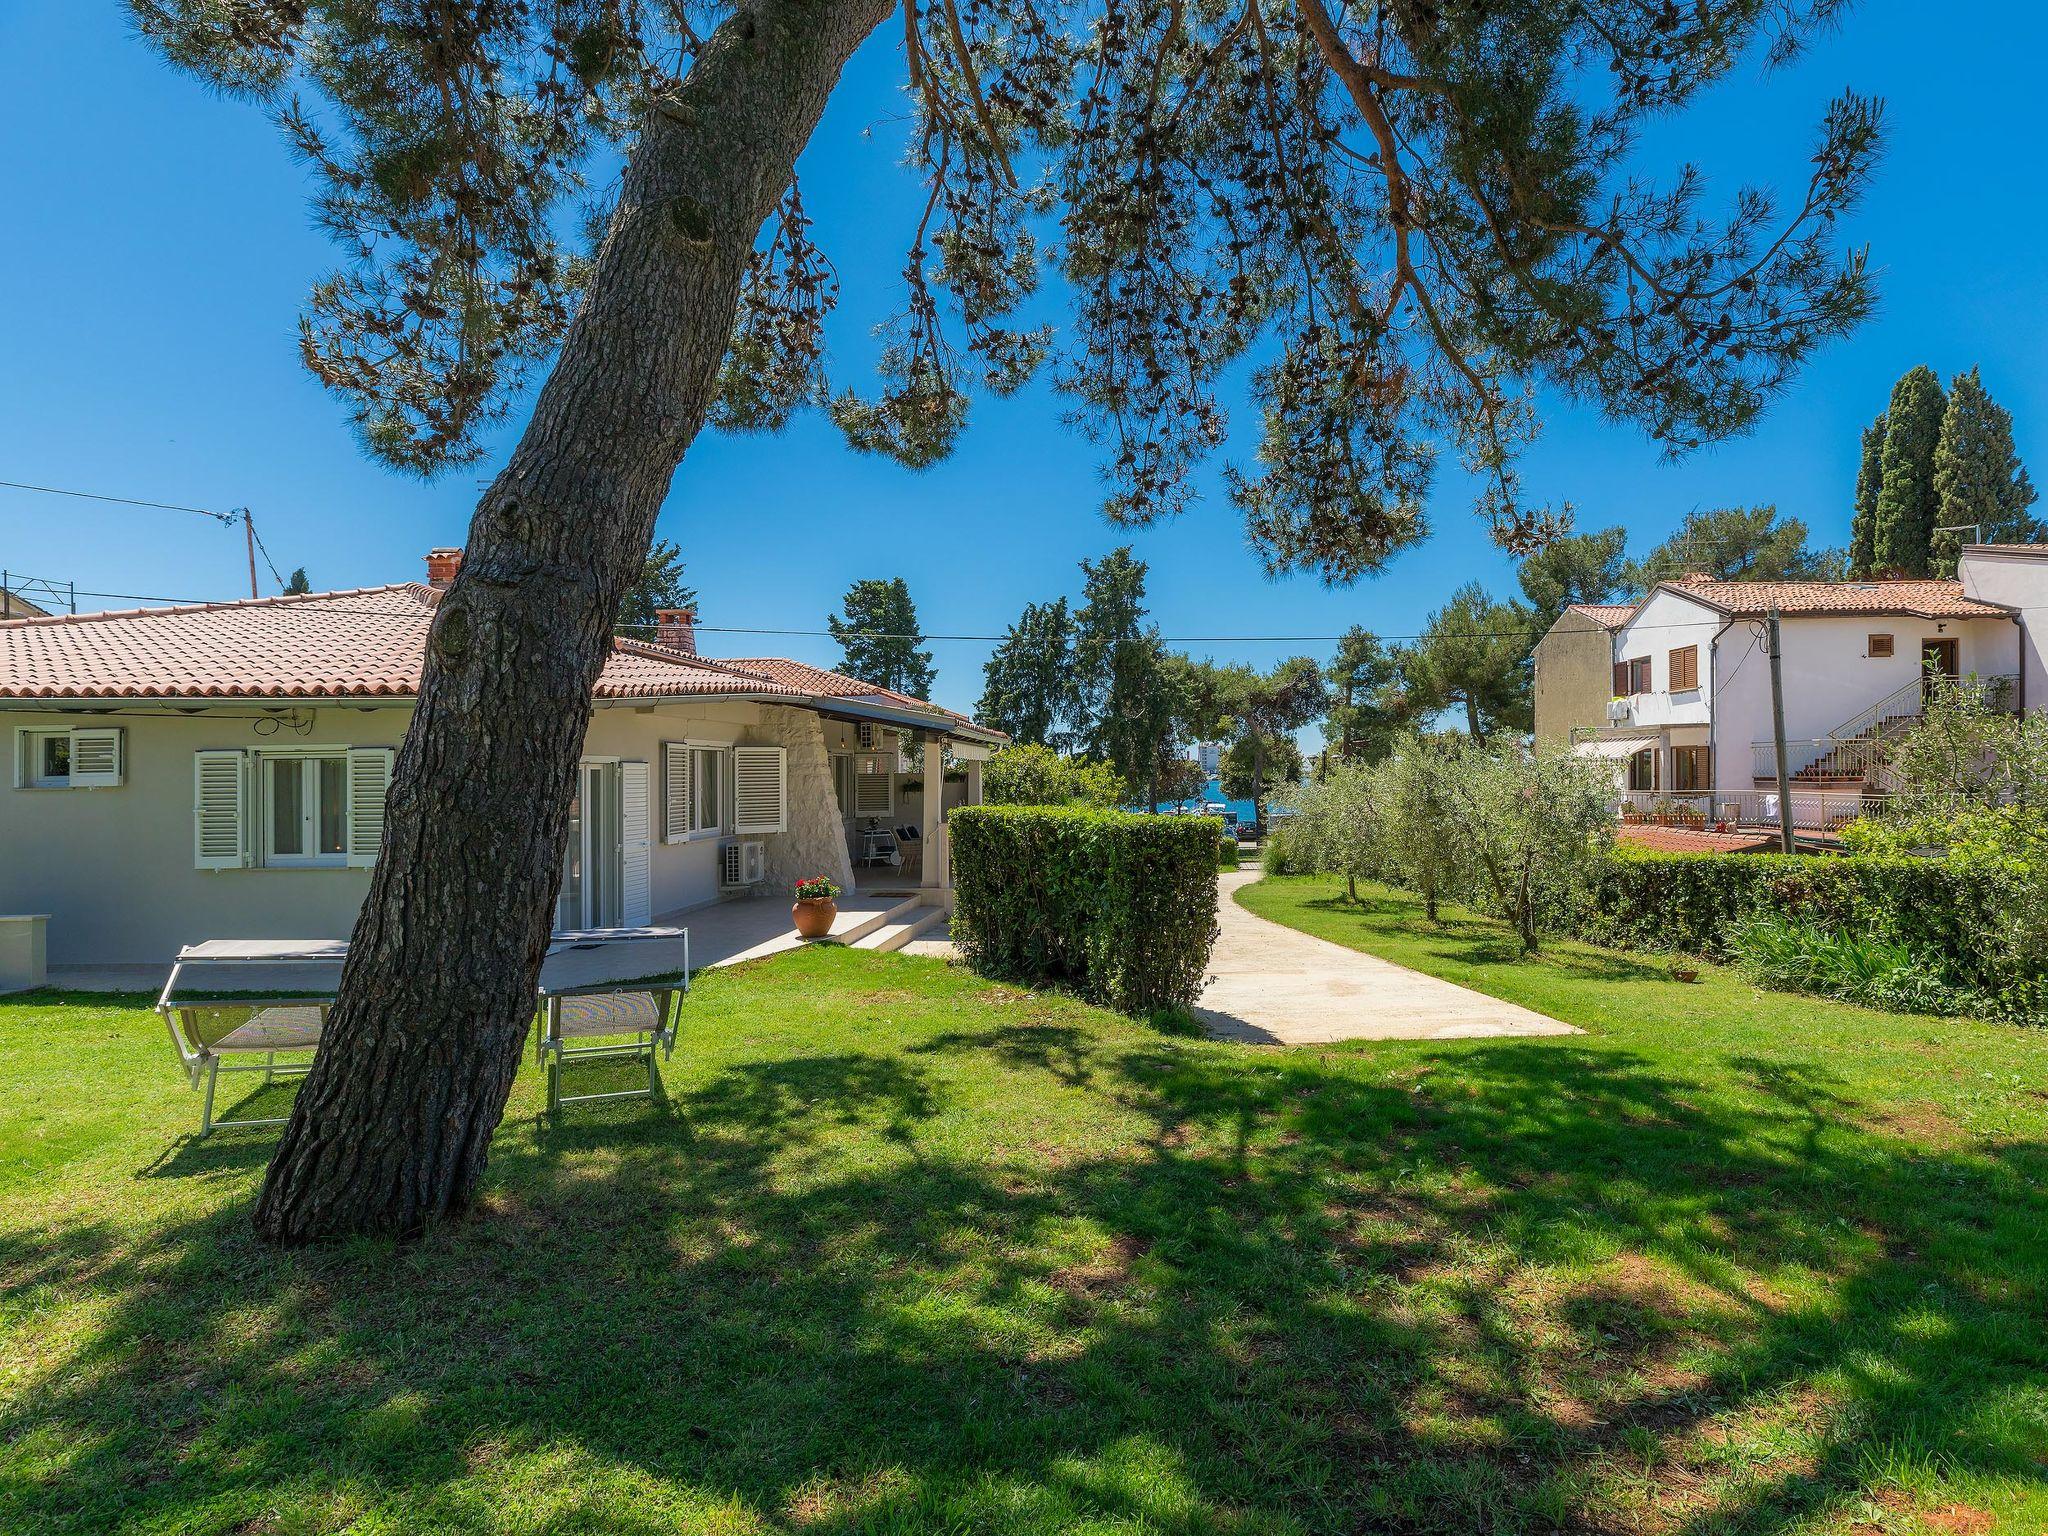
[792,897,838,939]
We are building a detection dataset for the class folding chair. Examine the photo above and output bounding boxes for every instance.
[159,999,329,1136]
[534,980,687,1123]
[893,822,923,880]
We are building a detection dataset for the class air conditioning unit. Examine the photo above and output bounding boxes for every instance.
[719,839,766,889]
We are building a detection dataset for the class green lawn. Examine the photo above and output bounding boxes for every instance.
[6,902,2048,1535]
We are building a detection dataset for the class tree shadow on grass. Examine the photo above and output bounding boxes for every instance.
[1290,892,1669,983]
[6,1015,2047,1535]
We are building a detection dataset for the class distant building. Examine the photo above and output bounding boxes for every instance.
[1532,603,1634,751]
[1192,740,1223,776]
[1,583,49,620]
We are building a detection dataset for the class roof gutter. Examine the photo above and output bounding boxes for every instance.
[0,688,1008,743]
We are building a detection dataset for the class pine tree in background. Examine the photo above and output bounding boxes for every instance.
[1072,548,1166,795]
[1402,583,1536,741]
[1626,506,1842,588]
[1929,367,2040,575]
[283,568,312,595]
[616,539,696,632]
[1323,627,1409,767]
[828,578,935,697]
[977,599,1077,748]
[1873,366,1946,575]
[1847,412,1885,577]
[1516,527,1629,627]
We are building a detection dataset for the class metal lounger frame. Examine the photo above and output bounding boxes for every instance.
[534,970,690,1123]
[158,998,332,1137]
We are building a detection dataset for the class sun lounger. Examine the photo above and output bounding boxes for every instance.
[158,929,690,1135]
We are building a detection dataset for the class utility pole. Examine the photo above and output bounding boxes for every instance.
[1766,607,1795,855]
[240,509,259,598]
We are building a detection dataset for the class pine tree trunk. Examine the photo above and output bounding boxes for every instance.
[251,0,893,1244]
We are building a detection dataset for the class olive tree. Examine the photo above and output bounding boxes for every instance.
[133,0,1881,1239]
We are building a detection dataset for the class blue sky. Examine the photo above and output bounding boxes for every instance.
[2,2,2044,722]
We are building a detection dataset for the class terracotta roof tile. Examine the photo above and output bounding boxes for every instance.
[718,656,987,732]
[1654,576,2009,620]
[1566,603,1636,629]
[0,584,806,703]
[1617,825,1778,855]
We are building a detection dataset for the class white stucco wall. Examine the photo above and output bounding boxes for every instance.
[1958,550,2045,707]
[1604,589,2020,797]
[0,696,851,964]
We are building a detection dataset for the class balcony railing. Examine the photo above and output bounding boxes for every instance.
[1619,787,1882,835]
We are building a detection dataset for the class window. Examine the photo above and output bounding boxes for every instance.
[1611,656,1652,695]
[1671,745,1711,792]
[24,731,69,787]
[1868,633,1895,658]
[263,753,348,865]
[15,726,123,789]
[689,746,723,834]
[1627,748,1658,792]
[1668,645,1699,692]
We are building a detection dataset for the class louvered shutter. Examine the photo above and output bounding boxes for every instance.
[346,748,394,868]
[662,741,690,843]
[193,750,247,869]
[733,745,787,834]
[1612,660,1627,695]
[68,727,124,788]
[621,759,652,924]
[852,751,893,817]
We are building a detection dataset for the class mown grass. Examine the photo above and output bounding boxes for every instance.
[5,907,2048,1535]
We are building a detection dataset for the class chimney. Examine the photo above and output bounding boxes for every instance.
[425,547,463,588]
[655,607,697,655]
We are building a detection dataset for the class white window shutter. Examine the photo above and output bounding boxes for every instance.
[68,727,124,788]
[852,752,894,818]
[662,741,690,844]
[621,759,652,925]
[346,748,395,868]
[733,746,787,834]
[193,750,248,869]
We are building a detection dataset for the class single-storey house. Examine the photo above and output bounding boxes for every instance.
[0,551,1004,966]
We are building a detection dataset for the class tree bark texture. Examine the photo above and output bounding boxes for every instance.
[252,0,894,1242]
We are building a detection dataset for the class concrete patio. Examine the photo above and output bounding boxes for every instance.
[44,890,944,994]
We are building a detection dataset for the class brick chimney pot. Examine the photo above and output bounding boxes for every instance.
[655,607,697,655]
[425,547,463,588]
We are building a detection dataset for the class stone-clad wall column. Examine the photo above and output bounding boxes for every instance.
[744,706,855,896]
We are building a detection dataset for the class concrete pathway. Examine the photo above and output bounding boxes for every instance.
[1196,871,1578,1045]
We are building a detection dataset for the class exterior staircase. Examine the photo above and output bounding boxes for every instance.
[837,893,950,953]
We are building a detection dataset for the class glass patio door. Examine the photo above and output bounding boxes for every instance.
[556,762,622,930]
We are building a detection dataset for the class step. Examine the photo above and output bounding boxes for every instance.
[831,895,923,947]
[852,905,949,953]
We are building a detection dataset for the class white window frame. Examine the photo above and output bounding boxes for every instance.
[14,726,124,790]
[688,745,726,837]
[19,729,73,788]
[257,747,352,869]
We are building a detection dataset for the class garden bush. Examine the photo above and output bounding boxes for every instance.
[1216,835,1241,870]
[1574,849,2035,1015]
[1723,911,1968,1016]
[950,805,1220,1014]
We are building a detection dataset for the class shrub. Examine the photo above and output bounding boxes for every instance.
[1216,835,1241,870]
[1576,849,2035,1017]
[981,743,1131,808]
[950,805,1220,1013]
[1724,911,1971,1016]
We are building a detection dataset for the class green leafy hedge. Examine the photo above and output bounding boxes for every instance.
[1216,836,1241,871]
[1575,849,2020,997]
[950,806,1221,1014]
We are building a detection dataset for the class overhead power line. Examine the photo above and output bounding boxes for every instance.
[0,478,238,524]
[40,584,1713,645]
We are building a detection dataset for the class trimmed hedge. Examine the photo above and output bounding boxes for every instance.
[1216,836,1241,871]
[950,806,1221,1014]
[1575,849,2017,995]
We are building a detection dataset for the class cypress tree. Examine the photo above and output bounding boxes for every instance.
[1873,366,1946,576]
[1847,412,1884,577]
[1929,367,2041,574]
